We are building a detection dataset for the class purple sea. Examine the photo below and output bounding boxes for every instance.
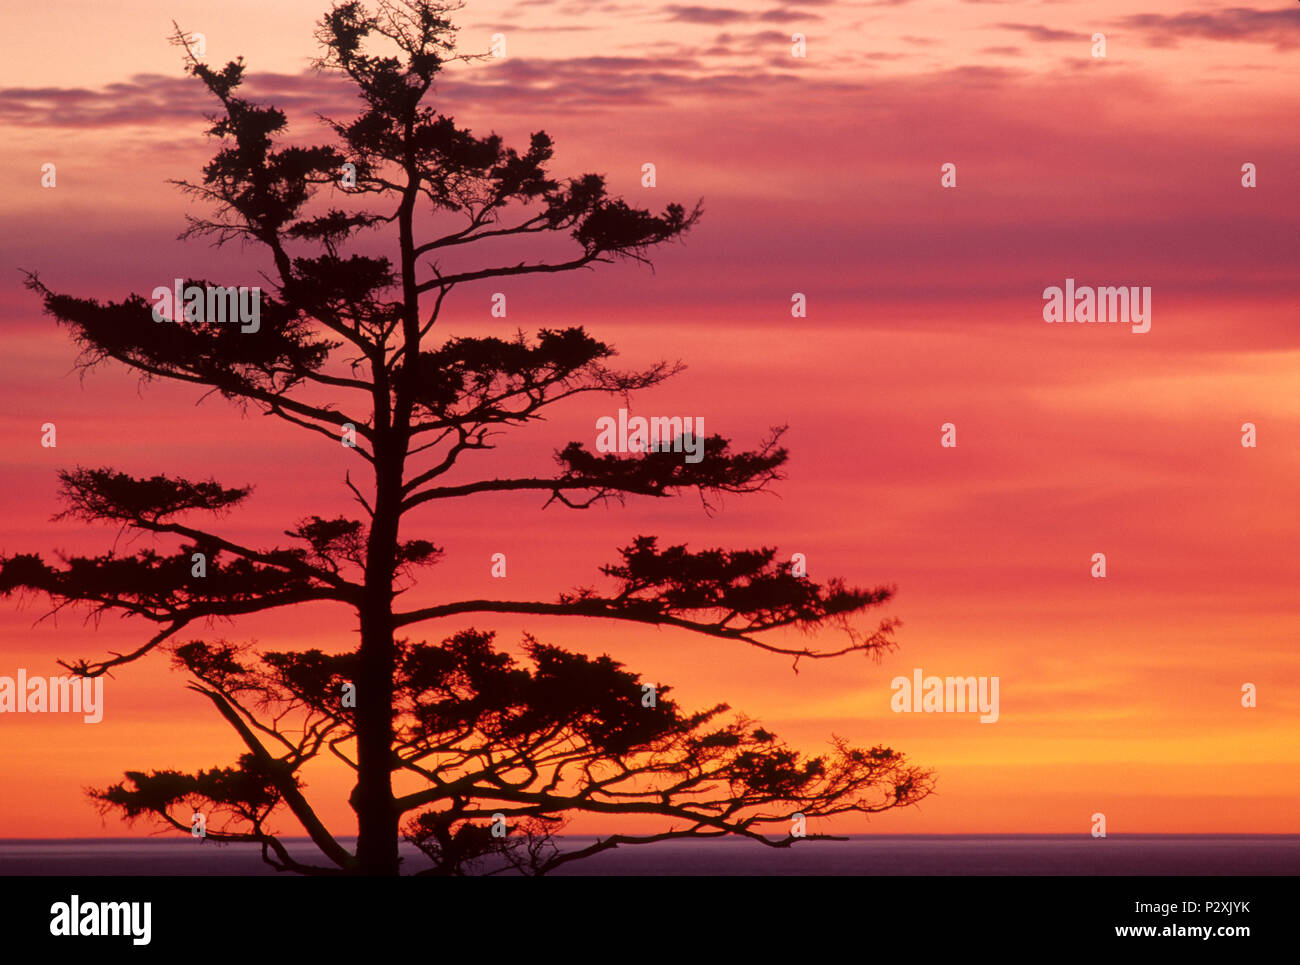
[1,835,1296,875]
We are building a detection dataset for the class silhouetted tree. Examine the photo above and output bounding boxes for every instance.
[5,0,931,875]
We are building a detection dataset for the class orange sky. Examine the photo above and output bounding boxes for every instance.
[1,0,1298,840]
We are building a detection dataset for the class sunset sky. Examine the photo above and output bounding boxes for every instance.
[1,0,1297,841]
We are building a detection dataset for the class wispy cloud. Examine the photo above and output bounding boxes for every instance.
[663,5,752,24]
[994,23,1080,42]
[1116,7,1300,51]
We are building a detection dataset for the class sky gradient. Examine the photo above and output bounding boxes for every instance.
[1,0,1297,840]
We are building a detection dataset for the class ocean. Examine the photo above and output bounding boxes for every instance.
[1,835,1296,875]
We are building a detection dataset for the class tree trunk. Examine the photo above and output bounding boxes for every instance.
[353,143,421,876]
[354,465,402,875]
[354,601,399,874]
